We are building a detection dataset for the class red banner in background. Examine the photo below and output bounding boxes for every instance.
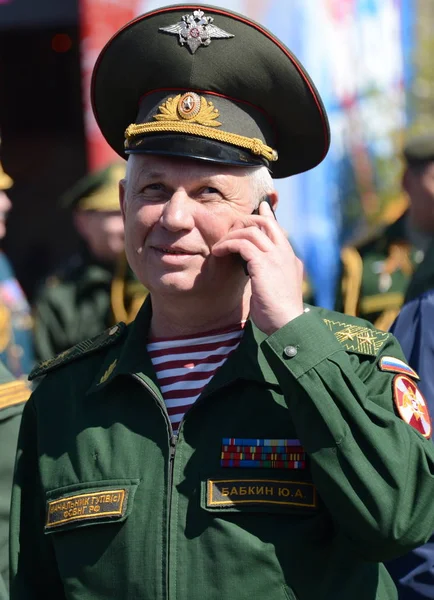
[79,0,141,171]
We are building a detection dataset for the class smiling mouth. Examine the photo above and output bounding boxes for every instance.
[154,247,194,255]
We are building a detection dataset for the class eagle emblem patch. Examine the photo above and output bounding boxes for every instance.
[159,9,234,54]
[393,375,431,439]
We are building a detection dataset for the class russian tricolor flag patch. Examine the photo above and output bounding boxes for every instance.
[379,356,419,380]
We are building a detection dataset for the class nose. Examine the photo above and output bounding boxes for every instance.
[160,191,195,232]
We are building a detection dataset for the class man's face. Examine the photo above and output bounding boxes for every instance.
[73,210,125,263]
[120,155,258,301]
[405,162,434,233]
[0,190,12,240]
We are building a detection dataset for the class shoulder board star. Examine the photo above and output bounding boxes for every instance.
[29,323,126,381]
[323,319,389,356]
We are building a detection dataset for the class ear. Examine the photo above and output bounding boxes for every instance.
[269,190,278,211]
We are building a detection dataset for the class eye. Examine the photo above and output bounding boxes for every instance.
[141,183,167,200]
[198,187,223,201]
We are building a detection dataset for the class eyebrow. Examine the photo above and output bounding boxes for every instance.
[137,170,166,180]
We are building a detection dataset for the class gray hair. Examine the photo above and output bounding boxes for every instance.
[124,156,274,206]
[247,166,274,207]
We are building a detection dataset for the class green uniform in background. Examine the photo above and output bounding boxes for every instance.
[33,248,116,362]
[0,363,30,600]
[10,300,434,600]
[33,163,147,361]
[339,132,434,331]
[339,212,423,331]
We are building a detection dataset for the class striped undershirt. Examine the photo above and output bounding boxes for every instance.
[147,322,245,432]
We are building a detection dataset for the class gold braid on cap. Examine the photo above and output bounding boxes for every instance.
[124,93,278,162]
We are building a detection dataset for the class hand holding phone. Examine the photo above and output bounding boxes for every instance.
[212,192,304,334]
[241,195,276,275]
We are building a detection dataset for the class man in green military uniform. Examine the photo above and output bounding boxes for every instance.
[33,163,126,361]
[339,134,434,331]
[339,211,420,330]
[0,362,29,600]
[400,133,434,303]
[10,6,434,599]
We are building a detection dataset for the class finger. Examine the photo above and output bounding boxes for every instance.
[229,214,284,248]
[215,226,274,253]
[258,199,273,217]
[212,238,261,262]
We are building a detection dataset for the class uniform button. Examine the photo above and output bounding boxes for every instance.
[109,325,119,336]
[283,345,297,358]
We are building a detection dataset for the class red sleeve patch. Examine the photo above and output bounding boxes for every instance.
[393,375,432,439]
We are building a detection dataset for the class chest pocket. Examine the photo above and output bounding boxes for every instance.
[44,478,140,534]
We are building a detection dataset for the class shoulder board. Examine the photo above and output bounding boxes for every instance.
[323,318,389,356]
[29,323,126,381]
[0,379,31,411]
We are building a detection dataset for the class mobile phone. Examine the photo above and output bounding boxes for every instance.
[241,195,276,275]
[252,195,276,218]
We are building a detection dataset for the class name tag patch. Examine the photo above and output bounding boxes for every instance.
[207,479,317,509]
[46,489,127,530]
[221,438,305,469]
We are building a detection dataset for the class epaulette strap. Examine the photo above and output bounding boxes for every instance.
[29,323,126,380]
[0,380,31,410]
[323,318,389,356]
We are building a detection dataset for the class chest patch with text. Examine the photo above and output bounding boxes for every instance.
[207,478,317,508]
[221,438,305,468]
[46,489,127,530]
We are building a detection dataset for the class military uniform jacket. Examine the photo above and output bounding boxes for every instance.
[339,214,422,330]
[33,250,116,362]
[10,300,434,600]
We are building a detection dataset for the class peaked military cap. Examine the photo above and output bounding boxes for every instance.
[61,162,125,212]
[403,133,434,167]
[91,3,330,178]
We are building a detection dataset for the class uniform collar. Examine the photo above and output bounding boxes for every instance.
[88,296,280,396]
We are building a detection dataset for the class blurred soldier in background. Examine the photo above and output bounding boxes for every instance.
[401,133,434,303]
[338,135,434,330]
[0,144,34,378]
[32,163,129,361]
[0,362,30,600]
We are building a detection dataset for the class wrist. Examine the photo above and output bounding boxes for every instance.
[262,308,305,336]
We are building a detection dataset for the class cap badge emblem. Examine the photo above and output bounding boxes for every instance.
[159,9,234,54]
[153,93,221,127]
